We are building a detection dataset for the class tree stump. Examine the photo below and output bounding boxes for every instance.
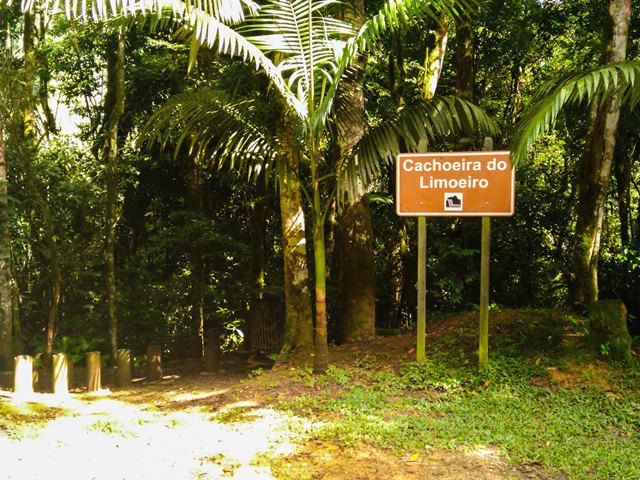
[589,300,632,362]
[146,345,162,381]
[14,355,33,395]
[86,351,101,391]
[203,328,221,372]
[116,349,131,387]
[52,354,69,394]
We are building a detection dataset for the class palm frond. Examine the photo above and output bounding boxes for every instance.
[239,0,353,112]
[313,0,478,136]
[21,0,258,24]
[511,61,640,165]
[337,96,498,200]
[143,88,277,175]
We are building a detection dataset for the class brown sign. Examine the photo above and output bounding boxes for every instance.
[396,151,515,217]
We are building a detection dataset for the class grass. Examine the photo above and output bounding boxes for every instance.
[275,311,640,480]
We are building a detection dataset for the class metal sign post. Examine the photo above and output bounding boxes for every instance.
[396,139,514,367]
[417,217,426,362]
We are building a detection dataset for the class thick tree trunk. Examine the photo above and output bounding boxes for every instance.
[334,1,376,342]
[570,0,631,306]
[276,108,314,361]
[0,121,13,371]
[336,197,376,342]
[104,31,126,362]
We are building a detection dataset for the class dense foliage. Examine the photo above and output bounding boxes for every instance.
[0,0,638,362]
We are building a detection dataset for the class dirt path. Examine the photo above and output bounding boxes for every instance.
[0,369,552,480]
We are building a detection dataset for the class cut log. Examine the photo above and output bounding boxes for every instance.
[14,355,33,395]
[146,345,162,381]
[589,300,633,362]
[52,353,69,394]
[86,351,101,392]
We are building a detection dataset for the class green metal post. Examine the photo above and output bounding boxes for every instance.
[417,217,426,362]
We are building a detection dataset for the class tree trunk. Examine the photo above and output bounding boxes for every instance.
[249,168,267,299]
[614,147,631,247]
[455,15,474,155]
[276,108,314,361]
[38,13,57,136]
[104,30,126,362]
[334,0,376,343]
[186,159,206,353]
[0,120,13,371]
[336,197,376,342]
[570,0,631,306]
[312,159,329,372]
[21,10,61,363]
[455,19,473,102]
[423,17,450,99]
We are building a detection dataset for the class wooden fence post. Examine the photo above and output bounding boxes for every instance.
[146,345,162,381]
[116,349,131,387]
[52,353,69,394]
[14,355,33,395]
[86,351,101,392]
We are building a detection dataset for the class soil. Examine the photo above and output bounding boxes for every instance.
[0,312,576,480]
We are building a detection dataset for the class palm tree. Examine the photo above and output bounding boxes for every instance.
[511,59,640,306]
[145,86,495,371]
[21,0,487,370]
[511,62,640,166]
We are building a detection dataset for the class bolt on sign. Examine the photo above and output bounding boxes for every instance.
[396,151,515,217]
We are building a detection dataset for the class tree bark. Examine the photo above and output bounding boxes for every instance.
[0,120,13,371]
[334,0,376,343]
[423,17,451,99]
[455,19,473,102]
[570,0,631,306]
[276,107,314,361]
[312,154,329,372]
[614,146,631,247]
[103,30,126,362]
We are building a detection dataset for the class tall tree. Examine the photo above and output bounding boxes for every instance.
[335,0,376,343]
[276,106,314,359]
[570,0,631,305]
[423,14,451,99]
[103,29,126,361]
[142,0,489,372]
[0,119,13,370]
[20,9,62,361]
